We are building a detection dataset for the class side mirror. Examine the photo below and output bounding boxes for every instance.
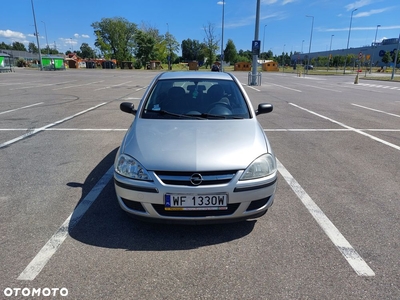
[120,102,136,115]
[256,103,273,116]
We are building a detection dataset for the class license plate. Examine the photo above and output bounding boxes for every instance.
[165,194,228,211]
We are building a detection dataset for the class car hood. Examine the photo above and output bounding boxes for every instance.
[121,119,269,171]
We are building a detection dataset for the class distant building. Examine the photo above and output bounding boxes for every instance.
[291,37,399,67]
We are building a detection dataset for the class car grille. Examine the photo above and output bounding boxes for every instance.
[154,170,237,186]
[152,203,240,217]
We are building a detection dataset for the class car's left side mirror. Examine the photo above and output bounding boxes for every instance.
[120,102,137,115]
[256,103,273,116]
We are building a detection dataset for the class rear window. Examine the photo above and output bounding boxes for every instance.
[141,79,250,119]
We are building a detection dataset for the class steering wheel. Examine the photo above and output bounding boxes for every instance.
[207,101,232,112]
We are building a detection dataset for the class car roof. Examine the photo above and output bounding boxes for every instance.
[157,71,234,81]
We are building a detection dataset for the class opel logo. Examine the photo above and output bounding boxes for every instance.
[190,173,203,186]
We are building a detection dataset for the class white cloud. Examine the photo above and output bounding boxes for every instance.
[262,0,278,4]
[81,34,90,38]
[354,7,390,17]
[345,0,373,11]
[0,29,25,39]
[282,0,297,4]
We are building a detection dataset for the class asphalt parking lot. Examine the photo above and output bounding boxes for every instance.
[1,68,399,299]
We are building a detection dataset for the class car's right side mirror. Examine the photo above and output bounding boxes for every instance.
[120,102,136,115]
[256,103,273,116]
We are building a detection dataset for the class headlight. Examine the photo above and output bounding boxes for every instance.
[240,154,277,180]
[115,154,151,181]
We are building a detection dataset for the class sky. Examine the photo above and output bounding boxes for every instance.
[1,0,399,56]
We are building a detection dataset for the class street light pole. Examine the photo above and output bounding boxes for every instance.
[250,0,261,85]
[370,25,380,73]
[328,34,334,71]
[262,24,267,59]
[282,44,285,72]
[41,21,49,55]
[166,23,171,71]
[30,0,42,70]
[343,8,357,74]
[306,15,314,75]
[391,33,400,80]
[220,1,225,72]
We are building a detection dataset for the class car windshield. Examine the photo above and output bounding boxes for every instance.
[141,78,250,119]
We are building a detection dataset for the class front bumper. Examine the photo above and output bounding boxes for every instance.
[114,170,277,224]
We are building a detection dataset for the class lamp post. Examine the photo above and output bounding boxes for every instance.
[328,34,334,71]
[166,23,172,71]
[262,24,267,59]
[250,0,261,85]
[391,33,400,80]
[220,1,225,72]
[306,15,314,75]
[30,0,42,70]
[282,44,285,72]
[41,21,49,55]
[370,25,380,73]
[343,8,357,74]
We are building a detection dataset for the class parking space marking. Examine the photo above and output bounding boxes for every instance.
[94,81,133,91]
[17,165,114,280]
[9,80,78,90]
[0,102,43,115]
[352,103,400,119]
[52,80,105,91]
[289,103,400,151]
[295,83,342,93]
[345,82,400,91]
[269,83,302,93]
[0,102,108,149]
[277,158,375,276]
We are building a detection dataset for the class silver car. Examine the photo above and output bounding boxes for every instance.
[114,71,277,224]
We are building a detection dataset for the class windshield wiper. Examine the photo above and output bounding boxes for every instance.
[199,113,244,119]
[146,109,203,119]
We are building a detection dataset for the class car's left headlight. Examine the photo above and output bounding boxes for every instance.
[115,153,152,181]
[240,153,277,180]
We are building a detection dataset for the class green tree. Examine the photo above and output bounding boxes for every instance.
[91,17,136,63]
[181,39,204,62]
[238,49,252,62]
[12,42,27,51]
[165,32,180,69]
[80,43,96,59]
[134,30,156,69]
[28,42,38,53]
[223,39,237,64]
[382,51,392,64]
[0,42,11,49]
[203,22,219,68]
[391,50,400,65]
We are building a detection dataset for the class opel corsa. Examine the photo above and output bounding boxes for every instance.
[114,72,277,224]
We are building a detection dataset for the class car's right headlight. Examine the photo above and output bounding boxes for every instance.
[240,153,277,181]
[115,154,152,181]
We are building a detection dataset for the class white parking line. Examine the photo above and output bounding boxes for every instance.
[0,102,43,115]
[289,103,400,151]
[18,165,114,281]
[351,103,400,119]
[277,158,375,276]
[94,81,132,91]
[52,80,105,91]
[0,102,108,149]
[269,83,302,92]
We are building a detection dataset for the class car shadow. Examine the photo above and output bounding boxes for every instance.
[68,148,256,251]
